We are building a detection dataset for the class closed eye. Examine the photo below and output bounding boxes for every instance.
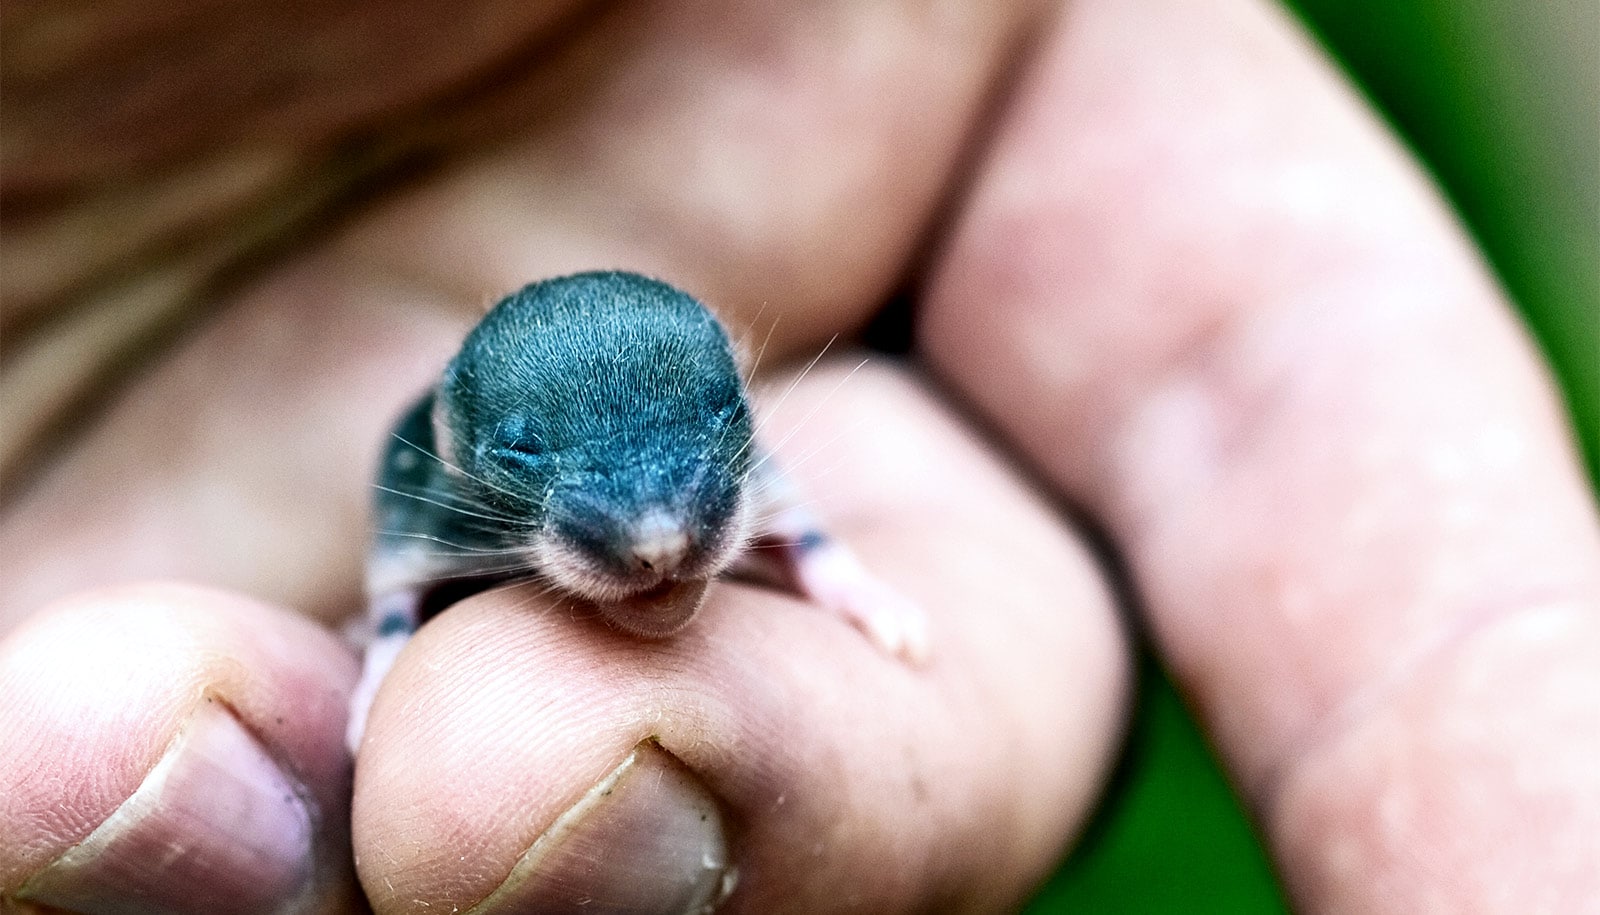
[715,399,748,426]
[492,442,547,468]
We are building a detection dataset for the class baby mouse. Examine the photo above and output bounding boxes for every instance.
[347,271,927,750]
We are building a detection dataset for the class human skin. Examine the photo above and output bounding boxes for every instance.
[2,0,1598,913]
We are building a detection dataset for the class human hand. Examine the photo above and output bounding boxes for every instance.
[4,1,1597,912]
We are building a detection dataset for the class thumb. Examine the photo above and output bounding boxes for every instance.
[0,583,364,913]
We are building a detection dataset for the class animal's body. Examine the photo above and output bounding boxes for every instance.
[347,271,926,751]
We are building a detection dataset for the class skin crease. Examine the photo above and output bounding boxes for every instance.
[1,2,1597,915]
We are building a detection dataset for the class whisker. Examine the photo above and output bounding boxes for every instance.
[747,357,868,479]
[495,578,573,616]
[373,484,528,526]
[746,334,839,446]
[743,536,822,550]
[706,311,780,470]
[373,530,528,555]
[749,413,864,488]
[741,307,780,380]
[391,431,521,502]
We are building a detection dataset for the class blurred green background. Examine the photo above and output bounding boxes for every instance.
[1025,1,1598,911]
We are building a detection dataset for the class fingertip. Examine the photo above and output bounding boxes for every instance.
[0,582,364,912]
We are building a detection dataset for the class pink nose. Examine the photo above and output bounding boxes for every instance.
[630,510,690,574]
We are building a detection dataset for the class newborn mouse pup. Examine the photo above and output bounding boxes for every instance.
[348,271,927,750]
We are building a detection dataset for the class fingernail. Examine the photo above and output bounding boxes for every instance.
[16,699,315,915]
[470,740,735,915]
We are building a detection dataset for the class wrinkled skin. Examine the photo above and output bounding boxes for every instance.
[3,0,1598,912]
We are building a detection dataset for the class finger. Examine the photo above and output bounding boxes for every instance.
[920,0,1600,908]
[0,583,363,913]
[2,0,1047,634]
[329,0,1050,348]
[352,360,1129,913]
[1,0,584,197]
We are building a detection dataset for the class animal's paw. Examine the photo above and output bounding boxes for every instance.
[793,542,930,666]
[346,632,409,755]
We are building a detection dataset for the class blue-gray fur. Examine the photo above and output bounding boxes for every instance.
[373,391,514,569]
[373,271,754,605]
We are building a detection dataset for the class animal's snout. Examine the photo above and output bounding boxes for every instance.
[628,509,691,575]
